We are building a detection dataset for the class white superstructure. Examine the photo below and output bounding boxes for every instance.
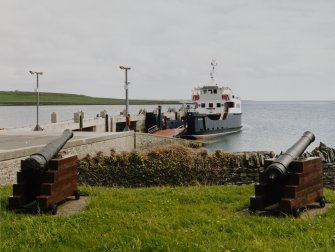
[192,85,241,115]
[192,60,241,117]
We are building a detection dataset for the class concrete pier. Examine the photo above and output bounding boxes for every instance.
[3,107,181,134]
[7,113,146,133]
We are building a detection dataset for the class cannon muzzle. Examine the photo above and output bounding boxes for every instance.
[22,129,73,172]
[265,131,315,181]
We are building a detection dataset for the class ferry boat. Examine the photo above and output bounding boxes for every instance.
[182,61,242,139]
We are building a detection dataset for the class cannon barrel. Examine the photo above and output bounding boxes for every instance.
[265,131,315,181]
[22,129,73,172]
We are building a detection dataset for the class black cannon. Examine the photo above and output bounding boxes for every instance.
[22,129,73,173]
[9,129,79,214]
[250,131,325,217]
[265,131,315,181]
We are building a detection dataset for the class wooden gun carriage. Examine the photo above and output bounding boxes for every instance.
[249,131,325,217]
[8,130,80,214]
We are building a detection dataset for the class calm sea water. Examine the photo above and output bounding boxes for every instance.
[0,101,334,153]
[206,101,335,153]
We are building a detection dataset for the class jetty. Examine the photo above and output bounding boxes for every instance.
[8,111,146,133]
[5,108,184,133]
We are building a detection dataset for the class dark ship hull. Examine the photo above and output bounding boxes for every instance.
[182,112,242,139]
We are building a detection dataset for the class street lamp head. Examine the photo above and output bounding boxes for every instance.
[119,66,131,70]
[29,71,43,75]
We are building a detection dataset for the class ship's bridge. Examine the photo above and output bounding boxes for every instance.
[191,85,241,115]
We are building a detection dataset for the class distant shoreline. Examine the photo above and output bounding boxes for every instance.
[0,91,181,106]
[1,91,333,106]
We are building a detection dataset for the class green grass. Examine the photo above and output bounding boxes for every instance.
[1,185,335,251]
[0,91,181,105]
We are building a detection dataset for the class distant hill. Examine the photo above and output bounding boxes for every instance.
[0,91,181,105]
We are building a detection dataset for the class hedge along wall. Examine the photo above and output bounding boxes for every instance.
[78,142,335,188]
[78,144,275,187]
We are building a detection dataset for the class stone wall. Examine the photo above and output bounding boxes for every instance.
[0,158,23,185]
[211,151,275,185]
[64,132,135,158]
[306,142,335,188]
[323,163,335,188]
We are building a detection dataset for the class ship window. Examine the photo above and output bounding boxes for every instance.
[213,90,217,94]
[232,95,235,98]
[201,103,206,108]
[203,90,207,94]
[209,90,212,94]
[216,103,221,108]
[228,102,235,108]
[209,103,213,108]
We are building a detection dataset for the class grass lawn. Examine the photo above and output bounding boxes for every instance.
[1,185,334,251]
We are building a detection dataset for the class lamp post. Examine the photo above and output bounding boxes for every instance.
[29,71,43,131]
[119,66,131,131]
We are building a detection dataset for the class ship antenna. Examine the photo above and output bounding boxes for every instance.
[210,59,217,84]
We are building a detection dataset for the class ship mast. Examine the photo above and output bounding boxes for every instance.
[210,59,217,85]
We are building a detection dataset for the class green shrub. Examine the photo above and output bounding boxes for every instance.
[78,144,240,187]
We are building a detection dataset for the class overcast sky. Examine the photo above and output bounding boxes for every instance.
[0,0,334,101]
